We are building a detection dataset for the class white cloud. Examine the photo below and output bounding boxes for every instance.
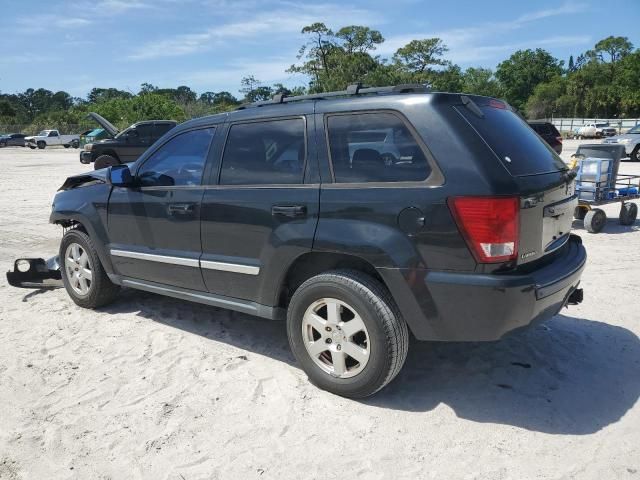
[127,2,383,60]
[16,14,92,33]
[379,1,590,62]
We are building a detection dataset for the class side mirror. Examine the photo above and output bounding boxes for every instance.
[109,164,133,187]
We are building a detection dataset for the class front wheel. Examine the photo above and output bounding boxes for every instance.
[94,154,120,170]
[60,229,120,308]
[287,270,409,398]
[37,141,46,149]
[584,208,607,233]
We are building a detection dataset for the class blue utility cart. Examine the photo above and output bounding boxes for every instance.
[573,144,639,233]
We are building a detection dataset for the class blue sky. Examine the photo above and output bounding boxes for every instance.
[1,0,638,98]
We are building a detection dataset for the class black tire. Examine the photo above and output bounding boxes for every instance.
[619,202,638,226]
[63,144,70,148]
[631,145,640,162]
[29,145,36,150]
[94,154,120,170]
[574,206,587,220]
[37,141,46,149]
[287,270,409,398]
[60,229,120,308]
[584,208,607,233]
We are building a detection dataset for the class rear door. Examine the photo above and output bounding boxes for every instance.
[199,108,319,304]
[107,126,216,290]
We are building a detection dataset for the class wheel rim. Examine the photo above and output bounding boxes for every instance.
[301,298,370,379]
[65,243,93,296]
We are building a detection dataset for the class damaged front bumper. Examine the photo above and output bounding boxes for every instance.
[6,256,62,289]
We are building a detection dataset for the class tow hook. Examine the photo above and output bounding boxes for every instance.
[567,288,584,305]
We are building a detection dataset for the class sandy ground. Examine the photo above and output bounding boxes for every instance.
[0,141,639,480]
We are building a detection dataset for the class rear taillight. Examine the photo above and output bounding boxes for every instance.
[448,196,519,263]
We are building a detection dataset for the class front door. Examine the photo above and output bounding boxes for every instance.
[199,113,319,305]
[107,127,216,291]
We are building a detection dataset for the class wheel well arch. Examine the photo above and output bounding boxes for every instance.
[98,150,119,160]
[54,218,88,234]
[276,252,386,307]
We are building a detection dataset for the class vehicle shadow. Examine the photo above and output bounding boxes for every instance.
[103,292,640,435]
[366,314,640,435]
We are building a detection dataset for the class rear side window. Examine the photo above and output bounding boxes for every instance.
[220,118,306,185]
[138,127,214,187]
[326,112,430,183]
[458,104,566,176]
[154,123,175,139]
[135,124,154,142]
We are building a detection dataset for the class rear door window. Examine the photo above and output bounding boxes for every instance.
[458,102,566,176]
[219,118,306,185]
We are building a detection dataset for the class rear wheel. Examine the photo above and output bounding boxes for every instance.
[37,141,46,149]
[619,202,638,226]
[584,208,607,233]
[94,154,120,170]
[631,145,640,162]
[287,270,409,398]
[60,229,120,308]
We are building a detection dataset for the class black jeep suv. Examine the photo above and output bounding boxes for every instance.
[50,85,586,397]
[80,113,177,169]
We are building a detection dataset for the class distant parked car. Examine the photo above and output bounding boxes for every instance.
[528,121,562,154]
[0,133,26,147]
[80,112,177,169]
[575,122,616,139]
[602,124,640,161]
[25,130,80,149]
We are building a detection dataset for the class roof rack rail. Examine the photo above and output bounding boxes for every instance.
[236,83,430,109]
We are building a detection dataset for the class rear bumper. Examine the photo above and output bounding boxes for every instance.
[380,234,586,341]
[80,151,94,164]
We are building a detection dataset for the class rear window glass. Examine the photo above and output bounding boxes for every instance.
[458,104,567,176]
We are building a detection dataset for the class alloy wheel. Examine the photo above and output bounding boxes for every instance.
[65,242,93,295]
[301,298,370,378]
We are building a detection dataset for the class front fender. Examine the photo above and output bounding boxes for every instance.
[50,183,115,275]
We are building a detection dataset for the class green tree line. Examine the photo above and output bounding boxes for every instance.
[1,27,638,134]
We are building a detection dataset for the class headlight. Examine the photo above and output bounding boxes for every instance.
[84,143,93,151]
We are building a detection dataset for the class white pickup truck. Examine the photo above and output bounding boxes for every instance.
[25,130,80,150]
[574,122,617,139]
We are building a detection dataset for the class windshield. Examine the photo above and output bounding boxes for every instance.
[457,102,567,176]
[37,130,48,136]
[627,126,640,134]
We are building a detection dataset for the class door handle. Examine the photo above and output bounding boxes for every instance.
[271,205,307,218]
[168,203,195,215]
